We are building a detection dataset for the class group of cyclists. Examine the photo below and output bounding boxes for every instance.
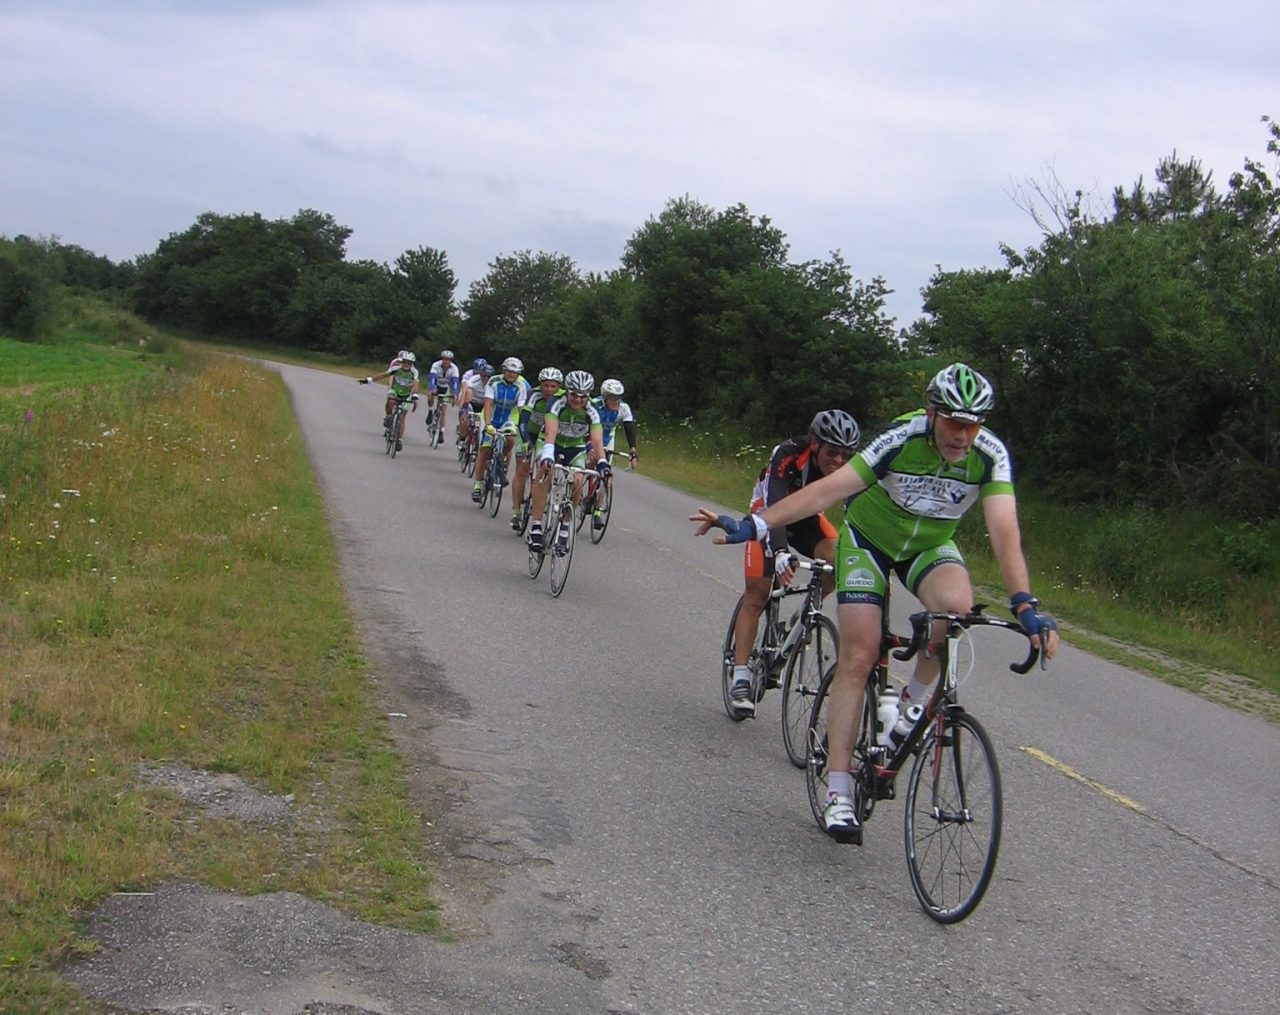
[363,352,1060,849]
[359,348,639,555]
[692,362,1061,843]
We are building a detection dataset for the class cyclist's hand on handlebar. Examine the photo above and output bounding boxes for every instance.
[596,459,612,479]
[628,450,638,468]
[773,550,795,586]
[484,423,495,435]
[1010,593,1060,660]
[411,394,419,410]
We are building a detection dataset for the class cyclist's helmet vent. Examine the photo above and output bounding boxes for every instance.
[502,356,523,373]
[538,366,563,384]
[601,378,624,397]
[564,370,594,395]
[400,351,416,364]
[809,409,860,450]
[440,349,454,360]
[926,363,995,420]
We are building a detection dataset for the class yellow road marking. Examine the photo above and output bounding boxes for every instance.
[1020,746,1148,815]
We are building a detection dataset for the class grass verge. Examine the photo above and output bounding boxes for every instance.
[1,337,436,1011]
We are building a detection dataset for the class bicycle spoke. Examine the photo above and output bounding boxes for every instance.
[781,614,837,768]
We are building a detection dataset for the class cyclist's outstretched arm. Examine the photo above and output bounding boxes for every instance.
[690,466,865,543]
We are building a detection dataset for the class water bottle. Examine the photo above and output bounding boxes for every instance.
[876,691,900,747]
[889,701,924,747]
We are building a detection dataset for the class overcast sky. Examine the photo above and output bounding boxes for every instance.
[2,0,1275,327]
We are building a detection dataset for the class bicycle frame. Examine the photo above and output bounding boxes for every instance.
[870,607,1040,781]
[760,563,831,678]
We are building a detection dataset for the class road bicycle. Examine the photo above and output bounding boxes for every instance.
[423,397,446,449]
[574,450,634,543]
[384,394,416,458]
[526,462,595,597]
[477,426,515,518]
[805,600,1042,923]
[720,559,838,767]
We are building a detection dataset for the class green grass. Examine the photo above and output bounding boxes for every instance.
[1,325,437,1010]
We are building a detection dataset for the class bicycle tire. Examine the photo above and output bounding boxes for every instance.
[527,503,550,579]
[805,663,876,838]
[720,596,771,721]
[575,479,592,533]
[388,410,403,457]
[458,433,470,471]
[516,490,532,535]
[487,456,504,518]
[588,478,613,544]
[549,501,575,597]
[903,710,1003,924]
[780,613,838,768]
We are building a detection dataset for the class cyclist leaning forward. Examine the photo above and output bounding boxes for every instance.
[527,369,610,555]
[472,357,530,503]
[511,366,565,532]
[457,358,491,446]
[693,363,1059,842]
[726,409,861,718]
[358,352,419,451]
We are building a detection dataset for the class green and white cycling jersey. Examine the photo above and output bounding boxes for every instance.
[545,396,602,449]
[388,365,419,398]
[846,409,1014,560]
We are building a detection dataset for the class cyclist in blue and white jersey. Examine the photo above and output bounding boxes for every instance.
[511,366,564,531]
[472,357,531,503]
[456,358,491,446]
[592,378,639,469]
[426,349,461,440]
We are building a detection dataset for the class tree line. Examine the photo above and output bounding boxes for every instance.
[3,118,1276,519]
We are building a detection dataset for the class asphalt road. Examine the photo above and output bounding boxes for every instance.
[80,361,1279,1015]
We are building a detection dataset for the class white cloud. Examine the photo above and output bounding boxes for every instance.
[1,0,1275,325]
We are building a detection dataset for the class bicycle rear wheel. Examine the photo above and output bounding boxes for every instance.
[575,480,593,533]
[903,710,1002,924]
[516,490,532,535]
[527,504,550,579]
[388,410,402,457]
[780,614,837,768]
[805,664,876,838]
[549,502,575,597]
[588,480,613,544]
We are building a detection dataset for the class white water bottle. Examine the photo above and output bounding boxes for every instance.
[876,691,900,747]
[889,701,924,747]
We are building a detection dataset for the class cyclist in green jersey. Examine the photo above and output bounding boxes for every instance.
[693,363,1059,842]
[358,351,419,451]
[511,366,565,532]
[527,369,609,554]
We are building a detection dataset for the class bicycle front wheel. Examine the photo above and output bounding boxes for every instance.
[388,412,402,457]
[549,502,575,597]
[488,459,505,517]
[903,710,1003,924]
[588,479,613,544]
[781,614,837,768]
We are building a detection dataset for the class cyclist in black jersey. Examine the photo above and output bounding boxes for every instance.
[725,410,861,717]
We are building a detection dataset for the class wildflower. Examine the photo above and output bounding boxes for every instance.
[24,410,34,423]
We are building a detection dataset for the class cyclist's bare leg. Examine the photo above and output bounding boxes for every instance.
[827,601,884,775]
[529,462,552,520]
[733,574,771,666]
[908,562,974,696]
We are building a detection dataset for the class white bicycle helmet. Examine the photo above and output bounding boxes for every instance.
[564,370,594,395]
[601,378,624,397]
[400,351,416,364]
[440,349,454,360]
[538,366,564,384]
[926,363,995,421]
[502,356,523,373]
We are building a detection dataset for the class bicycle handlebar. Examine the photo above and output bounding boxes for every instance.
[890,608,1044,674]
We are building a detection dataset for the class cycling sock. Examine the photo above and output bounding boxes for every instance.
[732,665,750,683]
[903,677,932,703]
[827,771,851,797]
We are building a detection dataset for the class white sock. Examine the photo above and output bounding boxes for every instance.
[733,665,750,683]
[828,771,851,797]
[903,677,932,704]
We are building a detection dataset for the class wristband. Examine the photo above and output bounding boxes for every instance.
[1008,592,1039,617]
